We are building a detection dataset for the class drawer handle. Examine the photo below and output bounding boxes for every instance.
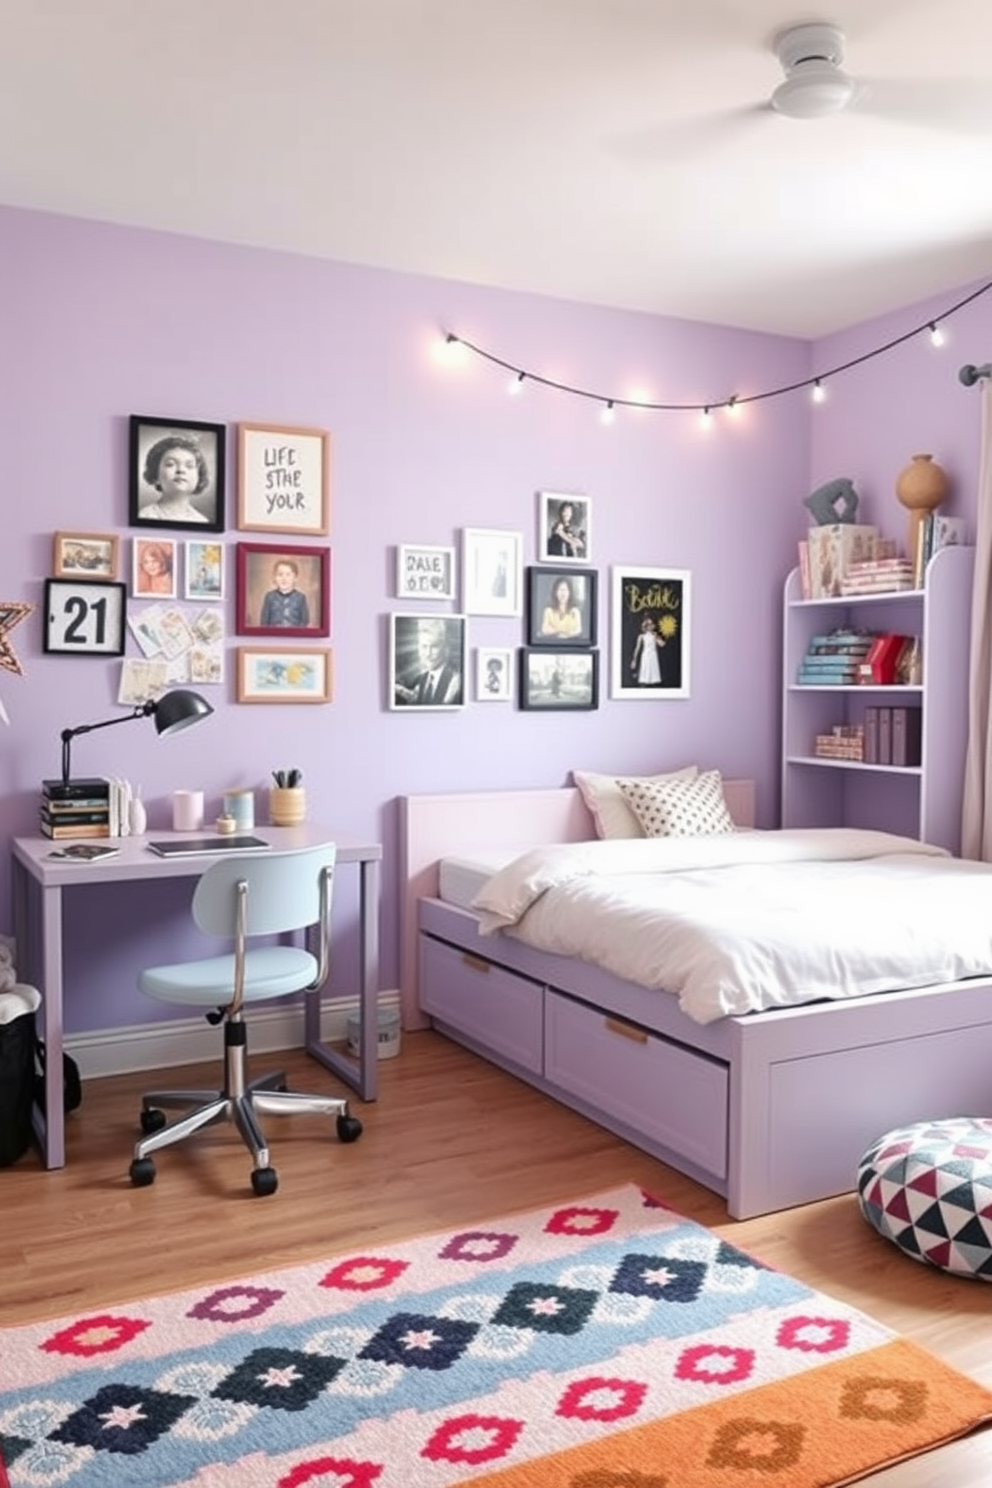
[461,952,491,974]
[604,1016,648,1045]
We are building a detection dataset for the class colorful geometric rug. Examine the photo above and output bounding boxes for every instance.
[2,1184,991,1488]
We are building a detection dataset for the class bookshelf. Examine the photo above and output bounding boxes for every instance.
[781,543,974,852]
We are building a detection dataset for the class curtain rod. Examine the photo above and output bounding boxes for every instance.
[959,362,992,385]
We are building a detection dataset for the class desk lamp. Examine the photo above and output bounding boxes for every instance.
[60,688,214,787]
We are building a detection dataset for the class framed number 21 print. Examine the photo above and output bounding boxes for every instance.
[43,579,127,656]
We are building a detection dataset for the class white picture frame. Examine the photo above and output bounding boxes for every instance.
[537,491,591,564]
[389,613,466,710]
[610,565,691,700]
[396,544,456,600]
[475,646,513,702]
[132,536,178,600]
[461,528,522,616]
[184,541,225,602]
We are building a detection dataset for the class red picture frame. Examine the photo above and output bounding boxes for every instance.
[235,542,331,638]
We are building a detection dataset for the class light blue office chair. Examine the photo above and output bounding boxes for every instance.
[129,843,363,1196]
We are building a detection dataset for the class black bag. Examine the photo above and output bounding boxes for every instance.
[0,1008,38,1167]
[36,1039,82,1115]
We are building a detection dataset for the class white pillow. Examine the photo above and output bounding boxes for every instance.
[573,765,699,840]
[617,769,736,838]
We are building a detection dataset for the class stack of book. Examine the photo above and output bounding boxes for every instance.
[40,778,111,839]
[798,629,874,686]
[814,725,864,761]
[840,557,916,595]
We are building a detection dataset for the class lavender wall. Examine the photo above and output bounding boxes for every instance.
[0,204,984,1036]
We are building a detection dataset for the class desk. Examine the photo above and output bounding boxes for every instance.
[11,825,382,1170]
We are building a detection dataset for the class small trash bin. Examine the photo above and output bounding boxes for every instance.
[0,984,41,1167]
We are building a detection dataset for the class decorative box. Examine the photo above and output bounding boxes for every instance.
[807,524,878,598]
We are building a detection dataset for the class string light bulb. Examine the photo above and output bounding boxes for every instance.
[508,371,526,396]
[811,378,827,404]
[600,400,615,425]
[699,406,713,431]
[928,322,945,348]
[725,396,741,419]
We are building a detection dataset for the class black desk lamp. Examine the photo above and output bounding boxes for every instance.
[60,688,214,787]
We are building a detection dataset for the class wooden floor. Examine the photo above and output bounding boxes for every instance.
[4,1029,991,1485]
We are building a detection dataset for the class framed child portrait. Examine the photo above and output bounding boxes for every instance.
[129,415,226,532]
[519,648,598,711]
[236,542,330,638]
[537,491,591,564]
[610,565,691,699]
[525,565,597,647]
[132,536,178,600]
[476,646,513,702]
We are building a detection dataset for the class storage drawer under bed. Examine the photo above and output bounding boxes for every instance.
[545,991,730,1180]
[420,932,544,1073]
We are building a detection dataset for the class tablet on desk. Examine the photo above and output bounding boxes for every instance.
[147,835,273,858]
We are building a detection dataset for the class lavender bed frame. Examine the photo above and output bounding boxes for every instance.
[399,786,992,1219]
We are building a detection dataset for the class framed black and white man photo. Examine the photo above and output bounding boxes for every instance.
[129,415,226,532]
[390,614,466,710]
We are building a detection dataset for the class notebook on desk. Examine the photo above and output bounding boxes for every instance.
[147,835,273,858]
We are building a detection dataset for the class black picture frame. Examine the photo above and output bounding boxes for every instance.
[129,415,226,532]
[525,565,597,647]
[519,648,598,711]
[43,579,127,656]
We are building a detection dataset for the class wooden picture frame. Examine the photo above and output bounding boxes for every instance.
[236,541,330,637]
[43,579,127,656]
[461,528,523,616]
[52,531,119,580]
[129,415,226,532]
[396,544,456,600]
[389,613,466,710]
[236,646,332,703]
[525,565,597,647]
[237,422,330,536]
[519,647,599,710]
[537,491,591,564]
[184,540,225,602]
[610,565,691,699]
[476,646,513,702]
[131,536,178,600]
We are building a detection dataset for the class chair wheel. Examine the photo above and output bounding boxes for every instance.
[140,1107,167,1135]
[337,1114,363,1143]
[130,1157,156,1187]
[251,1166,279,1197]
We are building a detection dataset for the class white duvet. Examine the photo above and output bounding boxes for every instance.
[471,828,992,1024]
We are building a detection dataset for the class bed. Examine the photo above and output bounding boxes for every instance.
[399,782,992,1220]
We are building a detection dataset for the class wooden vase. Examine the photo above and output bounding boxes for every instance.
[269,786,306,827]
[895,453,947,570]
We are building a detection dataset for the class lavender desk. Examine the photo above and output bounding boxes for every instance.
[11,825,382,1170]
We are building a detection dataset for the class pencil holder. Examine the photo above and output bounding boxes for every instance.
[269,786,306,827]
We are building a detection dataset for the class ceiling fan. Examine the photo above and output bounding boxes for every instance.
[611,16,992,161]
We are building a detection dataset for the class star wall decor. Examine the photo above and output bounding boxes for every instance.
[0,600,33,676]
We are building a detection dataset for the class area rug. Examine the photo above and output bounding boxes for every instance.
[2,1184,991,1488]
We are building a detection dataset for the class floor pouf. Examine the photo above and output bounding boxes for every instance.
[857,1117,992,1281]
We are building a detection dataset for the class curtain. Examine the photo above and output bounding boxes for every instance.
[961,379,992,858]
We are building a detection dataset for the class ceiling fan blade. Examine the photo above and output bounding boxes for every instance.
[607,101,771,165]
[856,76,992,135]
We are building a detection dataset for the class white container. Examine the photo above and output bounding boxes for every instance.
[172,789,204,832]
[347,1007,401,1060]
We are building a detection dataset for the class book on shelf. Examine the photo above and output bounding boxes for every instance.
[40,820,112,840]
[40,808,110,827]
[856,633,913,685]
[797,539,812,600]
[41,777,111,801]
[863,705,879,763]
[932,514,968,553]
[878,706,892,765]
[891,705,923,767]
[806,523,878,598]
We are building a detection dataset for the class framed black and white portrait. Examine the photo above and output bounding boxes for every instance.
[519,648,598,711]
[390,613,466,710]
[525,566,597,647]
[537,491,591,564]
[129,415,226,532]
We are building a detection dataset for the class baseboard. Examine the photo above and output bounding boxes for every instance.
[66,991,401,1080]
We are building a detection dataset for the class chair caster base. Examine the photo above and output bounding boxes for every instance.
[140,1108,167,1135]
[251,1165,278,1197]
[130,1156,156,1187]
[337,1114,363,1143]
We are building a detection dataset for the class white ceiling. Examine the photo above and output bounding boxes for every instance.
[2,0,992,338]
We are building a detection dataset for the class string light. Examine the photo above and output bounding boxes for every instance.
[508,371,526,396]
[443,281,991,419]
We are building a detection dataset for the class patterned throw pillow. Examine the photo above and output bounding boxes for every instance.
[573,765,698,839]
[617,769,736,838]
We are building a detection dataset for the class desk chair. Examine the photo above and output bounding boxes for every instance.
[129,843,362,1196]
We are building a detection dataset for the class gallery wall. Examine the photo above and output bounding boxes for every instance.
[0,202,987,1037]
